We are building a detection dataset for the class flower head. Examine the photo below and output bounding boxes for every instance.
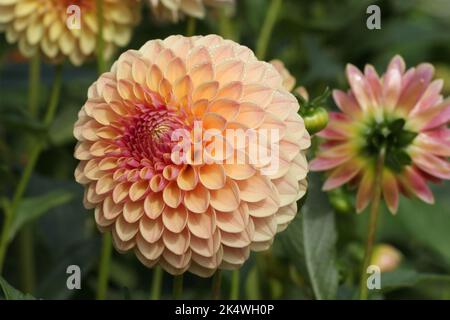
[311,55,450,214]
[148,0,234,22]
[74,35,310,276]
[0,0,140,65]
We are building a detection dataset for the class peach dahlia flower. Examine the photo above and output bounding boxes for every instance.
[310,55,450,214]
[0,0,140,65]
[73,35,310,276]
[148,0,234,22]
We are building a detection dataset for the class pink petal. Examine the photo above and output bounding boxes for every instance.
[400,167,434,204]
[332,89,362,118]
[382,169,399,214]
[415,131,450,157]
[309,155,352,171]
[411,79,443,114]
[408,99,450,130]
[316,112,354,140]
[346,64,371,111]
[411,149,450,180]
[387,55,406,74]
[382,67,402,111]
[364,65,382,108]
[397,63,434,114]
[356,169,375,213]
[322,160,362,191]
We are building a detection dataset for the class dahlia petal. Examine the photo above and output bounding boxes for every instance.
[223,161,256,180]
[382,169,399,214]
[95,173,115,195]
[400,167,434,204]
[411,149,450,179]
[382,67,402,111]
[199,163,226,190]
[247,193,279,218]
[237,175,272,202]
[221,246,250,266]
[129,180,149,201]
[210,179,240,212]
[123,201,144,223]
[144,193,165,219]
[115,216,138,242]
[356,169,375,213]
[190,63,214,87]
[216,206,248,233]
[139,216,164,243]
[113,182,130,203]
[252,216,277,242]
[216,81,243,101]
[208,99,239,121]
[234,102,265,129]
[323,160,362,191]
[187,207,215,239]
[184,184,210,213]
[411,79,443,114]
[136,235,164,260]
[177,165,198,191]
[193,81,219,101]
[162,181,183,208]
[397,63,434,113]
[215,60,244,84]
[162,206,188,233]
[242,84,273,107]
[162,228,190,255]
[415,132,450,157]
[187,46,212,71]
[364,65,382,107]
[165,57,186,84]
[346,64,370,111]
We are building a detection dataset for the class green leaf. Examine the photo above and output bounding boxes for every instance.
[280,173,339,299]
[8,189,75,241]
[0,276,36,300]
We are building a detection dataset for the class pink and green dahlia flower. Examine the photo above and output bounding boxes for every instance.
[310,55,450,214]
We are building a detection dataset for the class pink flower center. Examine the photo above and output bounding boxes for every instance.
[115,101,189,174]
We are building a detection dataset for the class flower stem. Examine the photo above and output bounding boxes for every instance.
[18,225,35,293]
[0,64,63,274]
[96,232,112,300]
[218,8,234,40]
[150,266,163,300]
[211,270,222,300]
[230,270,240,300]
[359,149,385,300]
[172,275,183,299]
[28,53,41,118]
[256,0,283,60]
[186,17,196,37]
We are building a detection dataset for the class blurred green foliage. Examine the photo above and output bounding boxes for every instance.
[1,0,450,300]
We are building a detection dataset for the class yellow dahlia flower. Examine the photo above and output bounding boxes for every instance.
[148,0,234,22]
[311,55,450,214]
[0,0,141,65]
[74,35,310,276]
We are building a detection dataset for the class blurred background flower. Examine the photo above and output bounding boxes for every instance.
[310,55,450,214]
[0,0,141,65]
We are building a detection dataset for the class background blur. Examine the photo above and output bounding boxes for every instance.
[1,0,450,299]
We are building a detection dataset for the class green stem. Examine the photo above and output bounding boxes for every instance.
[96,232,112,300]
[150,266,163,300]
[211,270,222,300]
[256,0,283,60]
[359,149,385,300]
[172,275,183,299]
[230,270,240,300]
[18,225,35,293]
[28,54,41,118]
[96,0,106,74]
[218,8,234,40]
[0,64,63,274]
[186,16,196,36]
